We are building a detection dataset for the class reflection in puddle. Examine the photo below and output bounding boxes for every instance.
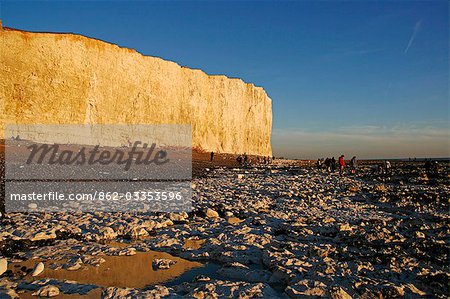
[166,263,221,287]
[107,240,135,248]
[10,251,202,289]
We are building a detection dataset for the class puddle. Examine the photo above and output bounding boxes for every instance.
[19,289,102,299]
[107,240,135,248]
[183,238,205,250]
[9,246,286,297]
[9,251,202,289]
[165,263,221,287]
[227,217,244,225]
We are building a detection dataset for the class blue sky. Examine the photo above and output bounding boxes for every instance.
[1,1,448,158]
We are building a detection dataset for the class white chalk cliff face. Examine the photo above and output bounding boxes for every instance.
[0,27,272,156]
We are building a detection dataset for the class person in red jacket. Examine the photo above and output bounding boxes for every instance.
[338,155,345,176]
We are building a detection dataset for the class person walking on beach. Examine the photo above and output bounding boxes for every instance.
[424,159,432,173]
[350,156,357,174]
[237,155,243,166]
[384,160,391,174]
[432,160,439,175]
[331,157,337,172]
[324,158,331,172]
[378,164,384,175]
[243,153,249,166]
[338,155,345,176]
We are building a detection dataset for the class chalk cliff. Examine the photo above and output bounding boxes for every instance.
[0,26,272,156]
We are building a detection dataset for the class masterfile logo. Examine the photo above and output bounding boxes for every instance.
[4,124,193,213]
[26,141,170,171]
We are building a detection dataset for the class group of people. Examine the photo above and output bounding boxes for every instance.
[209,151,275,167]
[373,160,392,175]
[237,154,274,166]
[236,153,249,166]
[317,155,357,176]
[257,156,273,165]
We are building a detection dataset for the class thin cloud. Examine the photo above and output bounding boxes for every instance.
[272,121,449,159]
[323,47,385,59]
[404,20,422,54]
[346,48,385,55]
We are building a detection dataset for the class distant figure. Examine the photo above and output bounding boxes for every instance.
[331,157,337,172]
[338,155,345,176]
[378,164,384,175]
[210,151,214,162]
[237,155,243,165]
[424,159,431,172]
[243,153,248,164]
[316,158,322,170]
[272,156,275,161]
[350,156,357,174]
[384,160,391,174]
[324,158,331,172]
[432,160,439,174]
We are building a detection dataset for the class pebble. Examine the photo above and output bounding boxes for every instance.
[32,285,60,297]
[152,258,177,270]
[0,258,7,276]
[205,208,219,218]
[31,262,44,276]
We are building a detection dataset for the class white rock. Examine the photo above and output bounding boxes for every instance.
[169,212,188,222]
[339,223,352,232]
[65,258,83,271]
[31,262,44,276]
[225,211,234,218]
[32,285,60,297]
[152,258,177,270]
[118,247,137,256]
[100,227,117,239]
[205,208,219,218]
[0,258,7,276]
[131,227,148,238]
[331,287,352,299]
[415,231,425,238]
[30,230,57,241]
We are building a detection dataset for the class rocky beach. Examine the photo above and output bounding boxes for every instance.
[0,6,448,298]
[0,158,448,298]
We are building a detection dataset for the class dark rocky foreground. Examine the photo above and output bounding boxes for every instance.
[0,157,448,298]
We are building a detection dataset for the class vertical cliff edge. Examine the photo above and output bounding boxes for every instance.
[0,27,272,156]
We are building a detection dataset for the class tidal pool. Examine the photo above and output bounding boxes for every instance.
[10,250,202,289]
